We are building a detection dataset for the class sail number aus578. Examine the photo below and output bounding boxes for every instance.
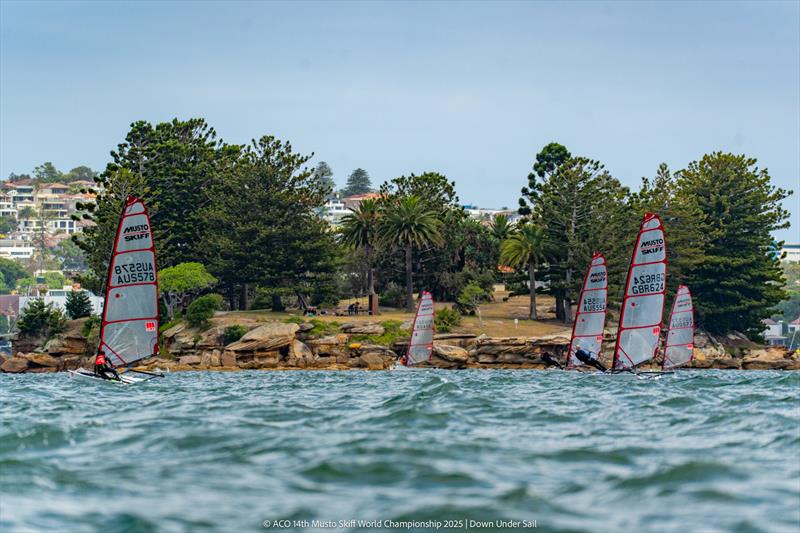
[631,273,664,294]
[114,262,155,284]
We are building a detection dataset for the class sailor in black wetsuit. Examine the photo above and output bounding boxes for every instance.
[94,350,121,381]
[574,348,608,372]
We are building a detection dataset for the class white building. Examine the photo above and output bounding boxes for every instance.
[781,243,800,263]
[762,318,787,347]
[0,239,35,260]
[19,289,104,316]
[321,197,349,226]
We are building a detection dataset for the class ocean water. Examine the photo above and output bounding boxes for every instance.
[1,370,798,533]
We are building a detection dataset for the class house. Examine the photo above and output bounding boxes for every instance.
[321,197,349,226]
[0,238,35,259]
[762,318,788,347]
[342,193,382,210]
[781,243,800,263]
[39,183,70,195]
[19,288,104,316]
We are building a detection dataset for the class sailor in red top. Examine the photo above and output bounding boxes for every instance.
[94,349,120,381]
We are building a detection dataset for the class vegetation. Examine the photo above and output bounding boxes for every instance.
[65,290,93,319]
[340,198,381,300]
[434,307,462,333]
[159,262,218,320]
[457,282,489,323]
[223,325,248,345]
[341,168,372,196]
[351,320,410,346]
[16,299,67,339]
[501,224,547,320]
[187,294,223,329]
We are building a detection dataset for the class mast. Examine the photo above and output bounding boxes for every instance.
[612,213,667,370]
[567,252,608,368]
[662,285,694,370]
[99,196,159,368]
[406,291,434,365]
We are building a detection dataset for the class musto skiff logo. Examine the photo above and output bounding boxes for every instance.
[123,224,150,242]
[114,261,155,285]
[589,271,606,284]
[639,237,664,256]
[631,272,664,295]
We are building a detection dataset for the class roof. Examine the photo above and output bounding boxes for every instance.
[343,193,382,200]
[762,318,779,325]
[6,179,35,187]
[42,182,69,189]
[790,317,800,325]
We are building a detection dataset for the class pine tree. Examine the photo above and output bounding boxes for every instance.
[675,152,791,337]
[341,168,372,196]
[65,290,94,319]
[313,161,336,196]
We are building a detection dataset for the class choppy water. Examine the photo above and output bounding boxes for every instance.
[1,370,799,533]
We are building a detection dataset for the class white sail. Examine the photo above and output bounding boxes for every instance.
[407,291,434,365]
[613,213,667,370]
[663,285,694,370]
[99,197,159,367]
[568,252,608,368]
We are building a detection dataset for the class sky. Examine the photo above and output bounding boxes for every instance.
[1,0,798,240]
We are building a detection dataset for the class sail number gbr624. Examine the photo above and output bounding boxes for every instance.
[631,272,664,295]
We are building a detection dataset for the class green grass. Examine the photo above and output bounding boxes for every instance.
[351,320,410,347]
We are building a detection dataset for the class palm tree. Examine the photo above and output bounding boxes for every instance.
[500,223,547,320]
[339,198,381,300]
[490,213,513,241]
[377,195,444,311]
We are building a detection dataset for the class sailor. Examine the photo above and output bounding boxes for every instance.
[574,348,608,372]
[94,349,121,381]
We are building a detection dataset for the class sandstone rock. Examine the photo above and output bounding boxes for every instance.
[306,334,350,357]
[711,357,740,369]
[44,335,87,356]
[210,349,222,367]
[340,322,385,336]
[28,366,57,373]
[432,343,469,363]
[255,353,280,368]
[297,322,314,333]
[221,352,237,367]
[225,322,299,352]
[433,333,477,348]
[162,322,187,339]
[178,355,202,366]
[742,347,792,370]
[25,353,60,367]
[1,357,29,373]
[61,356,82,370]
[359,352,386,370]
[200,351,213,367]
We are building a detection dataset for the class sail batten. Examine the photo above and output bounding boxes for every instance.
[568,252,608,368]
[613,213,667,370]
[407,291,434,365]
[99,197,159,368]
[663,285,694,370]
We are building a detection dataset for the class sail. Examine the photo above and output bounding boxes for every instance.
[662,285,694,369]
[407,291,434,365]
[99,196,159,367]
[613,213,667,370]
[567,252,608,368]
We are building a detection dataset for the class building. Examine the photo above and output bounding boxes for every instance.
[0,238,35,260]
[781,243,800,263]
[19,288,104,316]
[762,318,788,347]
[320,197,349,226]
[342,193,382,210]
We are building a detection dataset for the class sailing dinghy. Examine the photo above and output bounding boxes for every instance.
[662,285,694,370]
[69,196,162,384]
[611,213,669,374]
[566,252,608,370]
[399,291,435,368]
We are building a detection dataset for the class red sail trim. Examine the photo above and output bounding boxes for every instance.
[406,291,435,365]
[567,251,608,369]
[98,196,160,368]
[103,316,159,326]
[662,285,694,370]
[612,213,668,370]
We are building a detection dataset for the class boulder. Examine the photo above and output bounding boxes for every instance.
[200,351,213,367]
[178,355,202,366]
[221,351,237,367]
[61,355,82,371]
[432,343,469,364]
[161,322,187,339]
[1,357,29,373]
[433,333,477,348]
[210,349,222,367]
[287,340,315,367]
[340,322,385,336]
[45,335,87,356]
[225,322,299,352]
[306,334,350,358]
[28,366,57,373]
[711,357,740,370]
[359,352,386,370]
[25,353,59,368]
[742,347,793,370]
[297,322,314,333]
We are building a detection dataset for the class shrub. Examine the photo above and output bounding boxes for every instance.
[379,282,405,308]
[308,319,340,337]
[16,299,67,339]
[223,325,248,345]
[284,316,305,325]
[456,282,489,316]
[187,294,223,329]
[81,314,102,337]
[65,290,94,319]
[434,307,462,333]
[351,320,410,347]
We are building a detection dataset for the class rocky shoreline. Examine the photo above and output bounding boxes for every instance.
[2,317,798,374]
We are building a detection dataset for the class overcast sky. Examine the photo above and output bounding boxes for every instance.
[1,0,798,240]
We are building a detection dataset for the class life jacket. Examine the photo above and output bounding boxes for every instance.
[95,353,107,366]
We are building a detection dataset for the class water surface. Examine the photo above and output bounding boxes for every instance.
[1,370,798,532]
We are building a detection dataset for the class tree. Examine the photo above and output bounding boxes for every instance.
[341,168,372,196]
[16,299,67,339]
[518,142,572,217]
[55,239,88,272]
[203,135,340,310]
[501,223,547,320]
[0,258,27,288]
[33,162,63,183]
[313,161,336,196]
[490,214,513,242]
[65,290,93,319]
[674,152,792,337]
[64,165,97,182]
[340,198,381,299]
[0,216,16,234]
[457,281,489,324]
[376,195,443,311]
[158,262,217,320]
[379,171,459,213]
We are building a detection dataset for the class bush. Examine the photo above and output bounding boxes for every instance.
[223,325,248,345]
[456,282,489,315]
[65,290,94,319]
[351,320,410,347]
[81,314,102,337]
[16,299,67,339]
[379,282,405,308]
[308,319,340,337]
[187,294,223,329]
[434,307,462,333]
